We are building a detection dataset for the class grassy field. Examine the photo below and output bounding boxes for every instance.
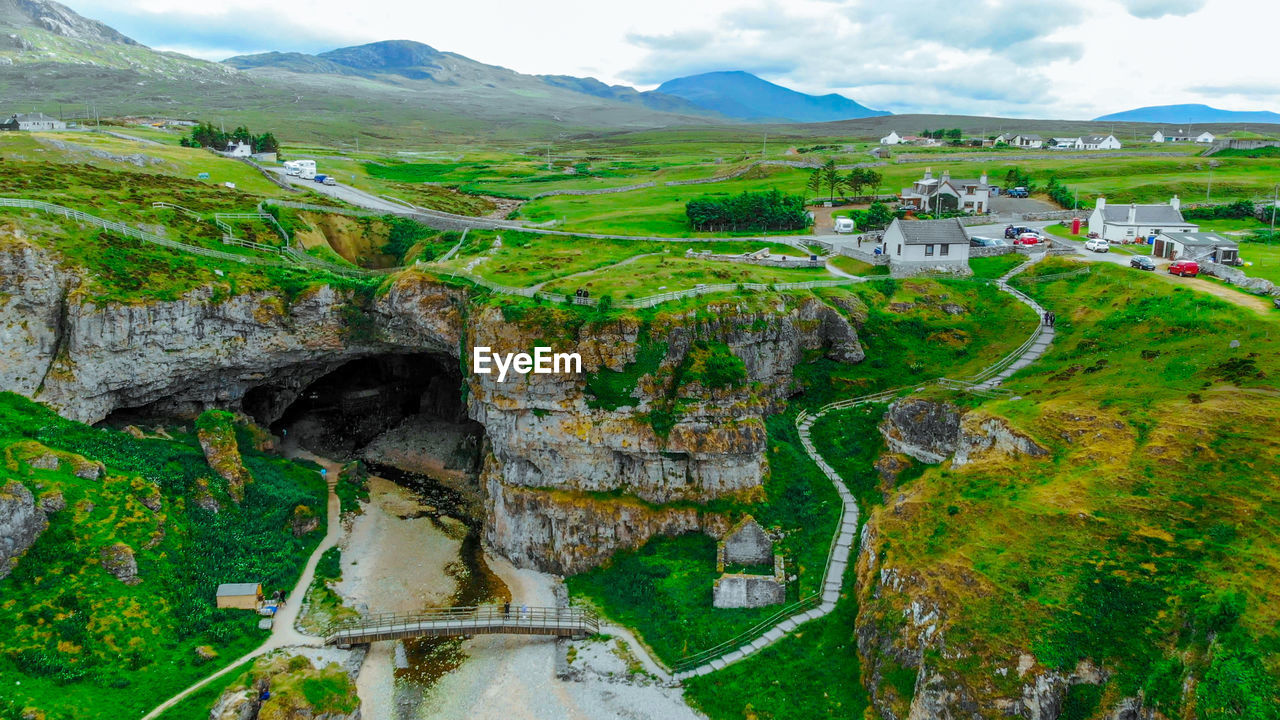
[828,254,890,276]
[0,395,328,720]
[1239,241,1280,285]
[540,254,830,299]
[969,253,1025,279]
[856,259,1280,716]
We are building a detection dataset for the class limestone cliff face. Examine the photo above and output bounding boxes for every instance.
[2,232,865,575]
[0,241,463,425]
[0,480,47,580]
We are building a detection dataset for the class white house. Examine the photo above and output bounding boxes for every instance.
[1152,129,1216,144]
[1087,196,1198,242]
[9,112,67,131]
[883,217,972,276]
[224,141,253,158]
[880,131,903,145]
[899,169,992,214]
[1153,232,1240,264]
[1052,137,1083,150]
[1010,134,1044,149]
[1080,134,1122,150]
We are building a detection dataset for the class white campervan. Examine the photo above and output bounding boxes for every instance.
[833,217,856,234]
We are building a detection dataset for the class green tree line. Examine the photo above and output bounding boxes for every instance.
[180,122,280,155]
[685,189,811,232]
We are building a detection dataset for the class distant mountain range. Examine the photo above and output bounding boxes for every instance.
[226,47,889,124]
[656,71,888,122]
[1094,103,1280,124]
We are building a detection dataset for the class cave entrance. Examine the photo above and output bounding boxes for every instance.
[264,354,483,478]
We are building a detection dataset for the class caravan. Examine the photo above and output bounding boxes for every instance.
[283,160,317,180]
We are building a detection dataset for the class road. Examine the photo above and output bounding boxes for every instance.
[140,451,342,720]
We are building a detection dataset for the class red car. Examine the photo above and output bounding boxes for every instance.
[1168,260,1199,277]
[1014,232,1042,246]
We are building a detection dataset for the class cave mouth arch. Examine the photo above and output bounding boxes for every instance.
[250,352,481,465]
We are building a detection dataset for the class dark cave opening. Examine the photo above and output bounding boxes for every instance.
[262,353,483,469]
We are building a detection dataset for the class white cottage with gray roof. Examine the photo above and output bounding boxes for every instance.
[1087,196,1197,242]
[883,217,972,277]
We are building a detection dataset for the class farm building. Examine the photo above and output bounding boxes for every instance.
[1152,129,1215,143]
[7,112,66,131]
[215,582,263,610]
[1080,134,1122,150]
[1153,232,1240,264]
[879,130,903,145]
[1087,196,1198,242]
[884,217,972,277]
[1009,134,1044,149]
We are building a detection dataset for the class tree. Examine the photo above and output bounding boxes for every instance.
[820,158,843,202]
[844,168,867,198]
[863,169,883,197]
[806,169,823,200]
[862,202,893,230]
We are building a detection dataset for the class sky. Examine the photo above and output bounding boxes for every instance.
[64,0,1280,120]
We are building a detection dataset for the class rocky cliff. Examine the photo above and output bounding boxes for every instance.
[0,480,46,579]
[2,231,866,575]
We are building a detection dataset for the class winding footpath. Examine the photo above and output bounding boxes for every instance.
[675,252,1052,680]
[140,452,342,720]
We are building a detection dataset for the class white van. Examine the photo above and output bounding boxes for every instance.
[833,217,856,233]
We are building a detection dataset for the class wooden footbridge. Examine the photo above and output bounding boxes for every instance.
[324,606,599,647]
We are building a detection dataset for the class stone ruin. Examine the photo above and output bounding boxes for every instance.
[712,516,787,609]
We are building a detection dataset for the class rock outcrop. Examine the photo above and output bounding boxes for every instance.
[99,541,140,585]
[880,398,963,463]
[0,480,48,579]
[880,398,1047,467]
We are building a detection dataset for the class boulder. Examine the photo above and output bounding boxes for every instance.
[100,542,140,585]
[880,399,962,464]
[0,481,48,579]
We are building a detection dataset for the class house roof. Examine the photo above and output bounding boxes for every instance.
[1100,204,1194,226]
[1162,232,1238,248]
[892,217,970,245]
[1081,135,1112,143]
[1016,134,1044,141]
[216,582,262,597]
[14,112,59,122]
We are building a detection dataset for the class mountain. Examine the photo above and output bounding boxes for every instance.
[0,0,137,46]
[655,71,889,123]
[1094,103,1280,124]
[537,75,714,116]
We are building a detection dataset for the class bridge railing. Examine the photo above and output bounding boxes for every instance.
[324,605,600,639]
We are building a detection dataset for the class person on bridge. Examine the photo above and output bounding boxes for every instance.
[503,602,510,619]
[520,604,529,621]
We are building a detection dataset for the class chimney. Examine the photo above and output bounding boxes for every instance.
[923,167,933,180]
[1171,195,1181,211]
[941,170,950,182]
[1097,197,1106,210]
[1128,204,1137,224]
[979,172,988,185]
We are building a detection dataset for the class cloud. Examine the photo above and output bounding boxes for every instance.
[1117,0,1207,18]
[622,0,1084,114]
[63,3,362,59]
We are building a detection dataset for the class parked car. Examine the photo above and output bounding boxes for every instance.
[1007,187,1029,198]
[988,238,1012,247]
[323,177,337,186]
[1086,231,1100,239]
[1130,256,1156,271]
[969,235,1001,247]
[1168,260,1199,277]
[1014,232,1042,246]
[1084,238,1110,253]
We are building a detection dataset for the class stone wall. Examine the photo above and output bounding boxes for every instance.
[1020,210,1082,221]
[889,261,973,278]
[531,182,656,200]
[713,574,786,608]
[969,245,1019,258]
[687,251,823,269]
[1200,261,1280,303]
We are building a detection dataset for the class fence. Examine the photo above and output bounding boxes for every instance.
[0,197,288,267]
